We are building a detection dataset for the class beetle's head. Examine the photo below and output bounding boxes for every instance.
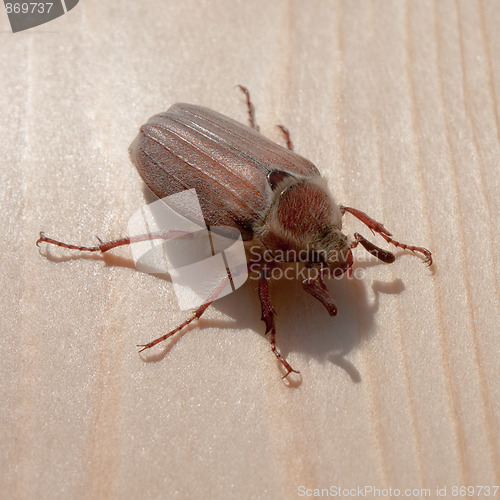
[314,226,353,277]
[258,177,353,274]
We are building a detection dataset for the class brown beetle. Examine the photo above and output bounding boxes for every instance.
[37,87,432,379]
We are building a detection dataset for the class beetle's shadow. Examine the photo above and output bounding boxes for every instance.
[204,261,406,385]
[38,240,408,384]
[140,257,407,383]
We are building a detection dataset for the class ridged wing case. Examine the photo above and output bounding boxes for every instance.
[129,103,320,240]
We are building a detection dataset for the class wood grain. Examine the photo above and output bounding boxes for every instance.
[1,1,499,498]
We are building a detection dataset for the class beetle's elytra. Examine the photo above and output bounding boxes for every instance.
[37,86,432,380]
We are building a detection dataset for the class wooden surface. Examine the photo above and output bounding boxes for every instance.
[1,1,499,499]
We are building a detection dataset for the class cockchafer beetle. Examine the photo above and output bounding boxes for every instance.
[37,86,432,379]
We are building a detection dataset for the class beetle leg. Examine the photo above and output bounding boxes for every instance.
[258,270,299,378]
[276,125,294,151]
[237,85,259,131]
[137,272,232,352]
[136,300,213,352]
[136,306,206,352]
[302,271,338,316]
[36,230,193,253]
[351,232,395,264]
[236,86,294,151]
[340,206,432,266]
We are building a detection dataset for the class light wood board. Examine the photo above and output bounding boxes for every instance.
[1,1,499,498]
